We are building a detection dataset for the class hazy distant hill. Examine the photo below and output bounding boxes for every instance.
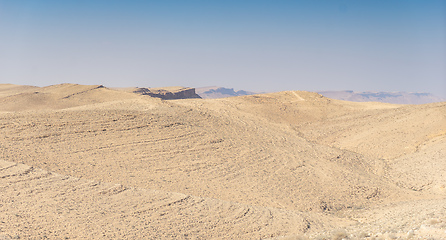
[198,87,445,104]
[196,86,258,99]
[318,90,445,104]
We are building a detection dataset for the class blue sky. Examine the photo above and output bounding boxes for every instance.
[1,0,445,97]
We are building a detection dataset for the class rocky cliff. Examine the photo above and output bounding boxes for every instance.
[133,87,201,100]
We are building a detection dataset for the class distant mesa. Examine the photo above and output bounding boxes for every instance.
[196,86,258,99]
[131,86,201,100]
[318,90,445,104]
[113,86,201,100]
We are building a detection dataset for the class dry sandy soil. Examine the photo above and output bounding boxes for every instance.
[0,83,445,239]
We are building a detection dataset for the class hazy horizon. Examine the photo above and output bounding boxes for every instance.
[1,1,445,98]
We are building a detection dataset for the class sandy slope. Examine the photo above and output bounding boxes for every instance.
[0,84,445,239]
[1,160,344,239]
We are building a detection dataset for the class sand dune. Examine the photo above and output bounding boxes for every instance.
[0,84,445,239]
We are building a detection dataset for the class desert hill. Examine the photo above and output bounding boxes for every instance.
[0,84,445,239]
[0,84,39,98]
[0,83,139,111]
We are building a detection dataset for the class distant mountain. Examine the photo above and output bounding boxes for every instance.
[196,86,258,99]
[196,87,445,104]
[318,91,445,104]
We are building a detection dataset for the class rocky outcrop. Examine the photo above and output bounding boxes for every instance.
[133,87,201,100]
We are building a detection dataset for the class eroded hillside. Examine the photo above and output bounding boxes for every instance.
[0,84,445,239]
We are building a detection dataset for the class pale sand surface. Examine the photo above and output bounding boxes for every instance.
[0,84,445,239]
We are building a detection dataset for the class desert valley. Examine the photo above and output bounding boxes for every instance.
[0,83,445,239]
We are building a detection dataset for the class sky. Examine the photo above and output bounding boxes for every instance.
[1,0,445,97]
